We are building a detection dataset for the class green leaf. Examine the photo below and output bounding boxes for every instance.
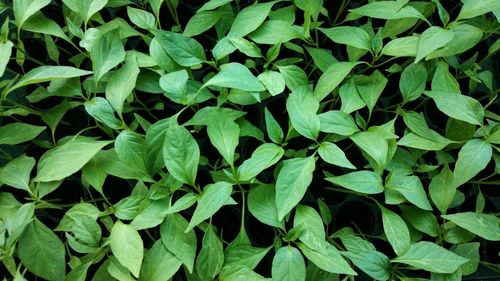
[297,242,356,275]
[258,71,286,96]
[427,24,483,59]
[203,62,265,92]
[386,173,432,211]
[237,143,284,181]
[379,204,410,256]
[275,156,316,220]
[90,30,126,83]
[195,226,224,280]
[314,62,358,101]
[318,110,359,136]
[431,61,460,92]
[0,155,35,191]
[318,142,355,169]
[320,26,371,51]
[416,27,454,63]
[197,0,232,13]
[13,0,51,28]
[272,246,306,281]
[354,70,388,114]
[18,219,65,281]
[7,66,92,93]
[0,40,13,77]
[62,0,108,24]
[264,108,284,144]
[163,121,200,186]
[400,62,427,102]
[110,221,144,278]
[115,130,148,177]
[294,205,326,252]
[247,20,303,45]
[139,240,182,281]
[84,97,122,129]
[401,206,439,237]
[452,139,493,187]
[393,241,468,273]
[453,242,480,275]
[381,36,418,57]
[286,86,320,140]
[160,214,197,273]
[350,131,388,170]
[165,193,198,215]
[34,137,111,182]
[229,37,262,57]
[442,212,500,241]
[429,165,456,214]
[0,123,46,145]
[126,6,155,29]
[277,64,309,92]
[349,1,426,21]
[184,10,223,37]
[187,182,233,232]
[424,91,484,126]
[227,1,278,38]
[207,119,240,166]
[105,56,140,116]
[457,0,500,20]
[150,29,206,67]
[248,184,284,229]
[325,171,384,194]
[224,245,271,270]
[342,250,390,280]
[220,265,269,281]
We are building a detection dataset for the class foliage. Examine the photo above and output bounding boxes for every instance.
[0,0,499,280]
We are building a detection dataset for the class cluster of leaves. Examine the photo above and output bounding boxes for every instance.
[0,0,499,280]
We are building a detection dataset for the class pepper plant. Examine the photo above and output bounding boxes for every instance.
[0,0,499,280]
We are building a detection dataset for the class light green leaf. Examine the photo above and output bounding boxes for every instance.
[139,240,182,281]
[145,118,170,174]
[0,155,35,191]
[150,29,206,67]
[320,26,371,50]
[0,40,13,77]
[424,91,484,125]
[350,131,388,170]
[62,0,108,24]
[416,27,454,63]
[427,24,483,59]
[258,71,286,96]
[275,156,316,220]
[224,245,271,270]
[18,219,65,281]
[294,205,326,252]
[297,242,356,275]
[453,139,493,187]
[207,119,240,166]
[127,6,155,29]
[318,110,359,137]
[13,0,51,27]
[84,97,122,129]
[230,37,262,57]
[272,246,306,281]
[326,171,384,194]
[115,130,148,176]
[457,0,500,20]
[314,62,358,101]
[318,142,355,169]
[349,1,426,21]
[393,241,468,273]
[160,214,197,273]
[165,193,198,215]
[105,56,139,116]
[401,206,439,237]
[381,36,418,57]
[287,86,320,140]
[184,10,223,37]
[354,70,388,113]
[386,173,432,211]
[203,62,265,92]
[91,30,126,83]
[431,61,460,92]
[237,143,284,181]
[34,137,112,182]
[379,204,410,256]
[453,242,480,275]
[247,20,303,45]
[442,212,500,241]
[248,184,284,229]
[264,108,284,144]
[227,1,278,38]
[277,64,309,92]
[163,121,200,186]
[110,221,144,278]
[195,226,224,280]
[187,182,233,232]
[7,66,92,94]
[429,165,456,214]
[400,62,427,102]
[0,123,46,145]
[197,0,232,13]
[220,265,270,281]
[22,12,68,39]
